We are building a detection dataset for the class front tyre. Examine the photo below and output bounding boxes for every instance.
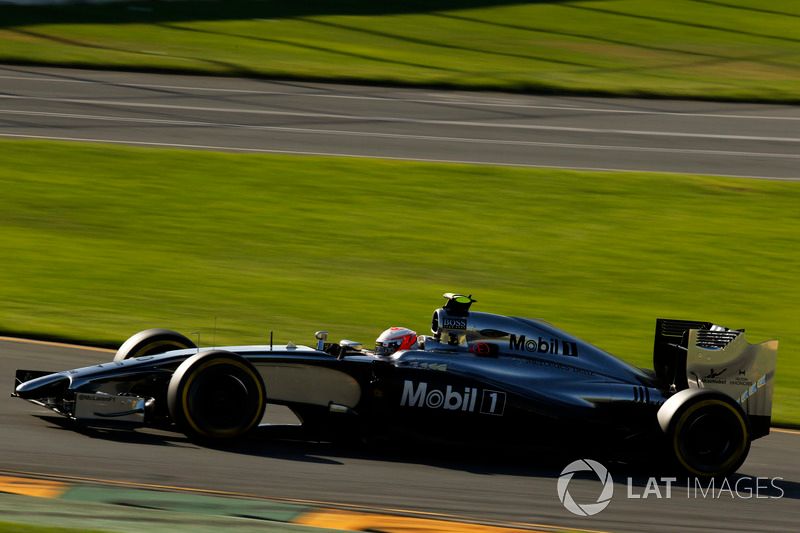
[167,350,266,441]
[658,389,750,477]
[115,329,196,361]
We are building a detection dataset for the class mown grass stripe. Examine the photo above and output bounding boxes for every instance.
[0,1,799,102]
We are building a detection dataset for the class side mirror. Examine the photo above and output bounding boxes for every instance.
[314,331,328,351]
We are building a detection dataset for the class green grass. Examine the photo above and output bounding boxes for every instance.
[0,522,109,533]
[1,0,799,102]
[0,139,798,424]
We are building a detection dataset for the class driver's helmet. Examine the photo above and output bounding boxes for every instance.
[375,327,418,356]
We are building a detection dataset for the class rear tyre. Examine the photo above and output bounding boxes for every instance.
[115,329,196,362]
[658,389,750,477]
[167,350,266,441]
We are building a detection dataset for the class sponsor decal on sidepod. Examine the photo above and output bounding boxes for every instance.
[400,380,506,415]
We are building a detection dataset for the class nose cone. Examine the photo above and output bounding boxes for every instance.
[15,372,70,400]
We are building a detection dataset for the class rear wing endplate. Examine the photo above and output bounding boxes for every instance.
[686,329,778,422]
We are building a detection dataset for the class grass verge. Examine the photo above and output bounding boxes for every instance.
[0,139,798,423]
[0,523,109,533]
[0,0,799,102]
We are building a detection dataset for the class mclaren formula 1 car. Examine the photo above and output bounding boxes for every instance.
[13,294,778,476]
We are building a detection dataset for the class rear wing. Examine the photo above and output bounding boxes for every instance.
[653,319,712,391]
[653,319,777,438]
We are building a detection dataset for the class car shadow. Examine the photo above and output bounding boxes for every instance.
[213,435,800,501]
[37,415,191,448]
[35,414,800,499]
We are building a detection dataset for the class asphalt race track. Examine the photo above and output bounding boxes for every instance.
[0,65,799,180]
[1,338,799,532]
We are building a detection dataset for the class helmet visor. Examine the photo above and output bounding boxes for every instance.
[375,341,399,356]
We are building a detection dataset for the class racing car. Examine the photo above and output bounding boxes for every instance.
[12,293,777,477]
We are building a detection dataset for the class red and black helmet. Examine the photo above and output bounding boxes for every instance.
[375,327,418,356]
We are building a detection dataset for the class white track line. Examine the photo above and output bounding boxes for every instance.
[2,132,799,181]
[1,95,799,142]
[2,109,799,159]
[1,73,799,121]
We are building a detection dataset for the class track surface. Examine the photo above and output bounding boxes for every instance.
[2,339,799,532]
[0,65,799,179]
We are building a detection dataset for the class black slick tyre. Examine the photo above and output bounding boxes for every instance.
[167,350,266,441]
[658,389,750,477]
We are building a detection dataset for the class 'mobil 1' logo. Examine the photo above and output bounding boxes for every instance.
[400,380,506,415]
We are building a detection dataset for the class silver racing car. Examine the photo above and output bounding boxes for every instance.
[12,293,778,476]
